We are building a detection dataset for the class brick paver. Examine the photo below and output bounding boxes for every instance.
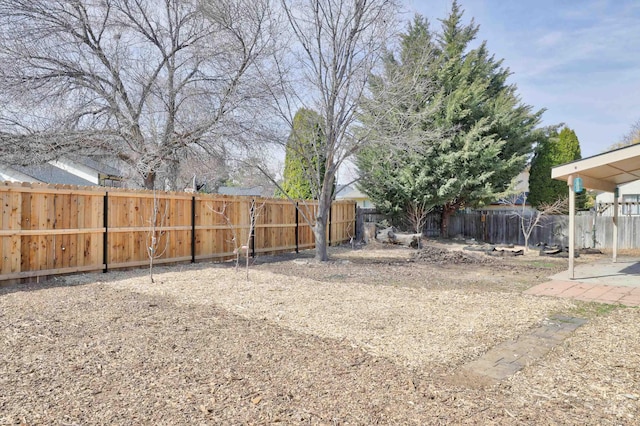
[523,280,575,296]
[596,286,632,303]
[463,265,640,384]
[459,267,639,385]
[576,285,617,301]
[459,316,587,383]
[620,294,640,306]
[525,281,640,307]
[558,283,593,297]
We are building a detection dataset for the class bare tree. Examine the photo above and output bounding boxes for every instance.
[210,198,265,280]
[0,0,280,189]
[620,118,640,147]
[270,0,400,261]
[144,190,169,283]
[406,200,433,235]
[505,193,568,252]
[211,202,243,270]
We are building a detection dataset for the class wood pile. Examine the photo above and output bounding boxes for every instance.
[375,227,422,248]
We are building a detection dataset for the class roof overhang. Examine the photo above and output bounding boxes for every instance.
[551,144,640,193]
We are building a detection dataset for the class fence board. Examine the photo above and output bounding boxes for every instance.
[20,192,32,272]
[3,192,21,273]
[75,194,85,267]
[45,193,55,270]
[0,183,356,282]
[419,211,638,250]
[297,202,317,250]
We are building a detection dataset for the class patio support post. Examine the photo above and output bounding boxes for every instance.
[568,175,576,279]
[613,189,618,263]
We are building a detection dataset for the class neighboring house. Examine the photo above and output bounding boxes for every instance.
[335,184,374,208]
[217,186,273,198]
[595,180,640,216]
[475,170,536,215]
[478,191,536,215]
[50,156,123,187]
[0,156,124,187]
[0,162,94,186]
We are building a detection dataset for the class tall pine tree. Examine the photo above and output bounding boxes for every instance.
[529,126,583,208]
[358,2,543,235]
[280,108,325,199]
[357,15,441,227]
[433,1,543,234]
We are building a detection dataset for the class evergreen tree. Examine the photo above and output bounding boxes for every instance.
[357,15,441,227]
[529,126,583,208]
[433,1,543,234]
[527,128,560,207]
[358,2,543,235]
[280,108,325,199]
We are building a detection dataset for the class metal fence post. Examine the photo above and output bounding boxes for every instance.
[250,199,256,258]
[103,192,108,273]
[191,196,196,263]
[295,201,299,253]
[328,203,332,246]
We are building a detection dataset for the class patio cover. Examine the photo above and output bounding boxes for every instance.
[551,143,640,278]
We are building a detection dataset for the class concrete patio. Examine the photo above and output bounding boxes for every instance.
[525,258,640,306]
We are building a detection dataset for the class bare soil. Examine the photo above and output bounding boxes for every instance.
[1,241,639,425]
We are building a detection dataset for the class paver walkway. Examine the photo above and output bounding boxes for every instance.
[525,280,640,306]
[526,259,640,306]
[457,316,587,384]
[457,260,639,385]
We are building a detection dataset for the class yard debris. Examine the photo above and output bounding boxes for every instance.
[484,248,524,257]
[538,244,580,258]
[463,243,495,252]
[412,245,494,264]
[580,248,604,255]
[375,227,422,248]
[462,244,523,257]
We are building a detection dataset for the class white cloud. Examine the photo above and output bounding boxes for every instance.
[536,31,564,48]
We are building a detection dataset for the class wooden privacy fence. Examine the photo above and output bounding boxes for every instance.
[429,212,639,249]
[0,182,356,282]
[442,213,568,247]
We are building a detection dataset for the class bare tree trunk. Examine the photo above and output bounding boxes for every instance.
[145,189,169,283]
[143,172,156,191]
[274,0,399,262]
[149,255,155,283]
[313,167,335,261]
[407,200,432,235]
[314,200,330,261]
[164,159,179,192]
[440,204,457,237]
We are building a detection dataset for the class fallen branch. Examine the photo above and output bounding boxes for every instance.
[375,227,422,248]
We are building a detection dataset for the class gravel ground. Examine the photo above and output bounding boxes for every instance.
[1,243,638,425]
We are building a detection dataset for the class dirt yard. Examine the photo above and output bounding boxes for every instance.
[1,242,639,425]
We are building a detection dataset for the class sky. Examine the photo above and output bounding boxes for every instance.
[404,0,640,158]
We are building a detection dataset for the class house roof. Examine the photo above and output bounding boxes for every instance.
[57,154,124,178]
[552,143,640,192]
[71,156,123,177]
[335,184,367,199]
[490,192,530,206]
[9,163,94,186]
